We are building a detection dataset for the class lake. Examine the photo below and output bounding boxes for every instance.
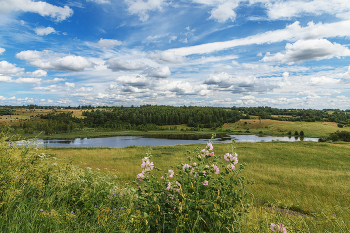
[33,134,319,148]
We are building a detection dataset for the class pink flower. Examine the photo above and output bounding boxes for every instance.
[210,152,214,156]
[206,142,213,151]
[168,169,174,178]
[227,164,235,171]
[212,164,219,174]
[137,172,145,181]
[200,149,209,157]
[160,176,164,179]
[270,223,287,233]
[193,162,197,166]
[182,164,191,171]
[224,153,238,163]
[205,165,209,169]
[202,171,206,176]
[203,180,208,185]
[166,182,172,190]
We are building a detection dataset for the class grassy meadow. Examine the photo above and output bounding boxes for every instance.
[29,140,350,232]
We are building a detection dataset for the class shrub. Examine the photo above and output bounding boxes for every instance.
[133,135,253,232]
[299,131,304,137]
[294,131,299,136]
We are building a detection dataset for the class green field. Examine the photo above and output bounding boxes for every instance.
[1,125,350,232]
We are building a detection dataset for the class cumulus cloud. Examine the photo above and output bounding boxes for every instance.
[209,1,238,23]
[96,38,123,48]
[204,72,281,94]
[0,0,73,21]
[125,0,166,22]
[148,51,186,64]
[105,59,149,71]
[166,81,210,96]
[16,50,94,71]
[262,39,350,63]
[143,66,171,78]
[26,69,47,77]
[309,76,341,86]
[14,77,42,83]
[0,48,5,55]
[34,27,56,36]
[0,75,12,82]
[116,75,150,87]
[0,61,24,75]
[267,0,350,20]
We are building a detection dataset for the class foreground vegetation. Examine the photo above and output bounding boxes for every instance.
[1,130,349,232]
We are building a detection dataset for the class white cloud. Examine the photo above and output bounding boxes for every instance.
[65,82,75,88]
[0,75,12,82]
[16,50,94,71]
[166,81,209,96]
[143,66,171,78]
[167,20,350,56]
[105,59,149,71]
[116,74,150,87]
[309,76,341,86]
[148,51,186,64]
[0,0,73,21]
[125,0,167,21]
[96,38,123,48]
[0,48,5,55]
[267,0,350,20]
[209,1,238,23]
[44,77,66,83]
[26,69,47,77]
[34,27,56,36]
[262,39,350,63]
[14,77,42,83]
[0,61,24,75]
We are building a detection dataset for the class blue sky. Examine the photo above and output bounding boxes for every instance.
[0,0,350,109]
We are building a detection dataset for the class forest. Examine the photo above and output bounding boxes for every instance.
[0,105,349,135]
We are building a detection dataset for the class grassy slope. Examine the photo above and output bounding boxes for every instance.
[41,141,350,215]
[229,118,350,138]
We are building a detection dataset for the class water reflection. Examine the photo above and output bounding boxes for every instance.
[35,134,319,148]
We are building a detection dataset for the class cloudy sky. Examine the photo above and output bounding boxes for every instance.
[1,0,350,109]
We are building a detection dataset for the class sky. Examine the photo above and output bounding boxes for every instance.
[0,0,350,109]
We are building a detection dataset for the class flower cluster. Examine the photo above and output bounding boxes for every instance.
[198,142,215,158]
[137,156,154,181]
[270,223,287,233]
[224,152,238,172]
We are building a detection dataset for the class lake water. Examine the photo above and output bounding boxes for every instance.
[33,134,319,148]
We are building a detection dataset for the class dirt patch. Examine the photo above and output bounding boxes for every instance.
[222,123,230,128]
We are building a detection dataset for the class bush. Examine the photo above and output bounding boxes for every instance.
[294,131,299,136]
[299,131,304,137]
[328,130,350,142]
[133,135,253,232]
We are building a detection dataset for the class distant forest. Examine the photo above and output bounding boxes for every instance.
[0,105,349,135]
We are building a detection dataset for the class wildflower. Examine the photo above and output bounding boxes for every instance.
[210,152,214,156]
[137,172,145,181]
[110,209,113,213]
[94,205,97,208]
[166,182,172,190]
[224,153,238,163]
[200,149,209,157]
[2,180,4,182]
[212,164,219,174]
[120,207,124,210]
[227,164,235,171]
[39,209,43,212]
[114,208,117,211]
[183,164,191,171]
[206,142,213,150]
[193,162,197,166]
[202,171,206,176]
[160,176,164,179]
[203,180,209,185]
[175,181,181,192]
[270,223,287,233]
[112,192,115,195]
[168,169,174,178]
[71,211,74,214]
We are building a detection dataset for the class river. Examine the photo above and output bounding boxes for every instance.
[32,134,319,148]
